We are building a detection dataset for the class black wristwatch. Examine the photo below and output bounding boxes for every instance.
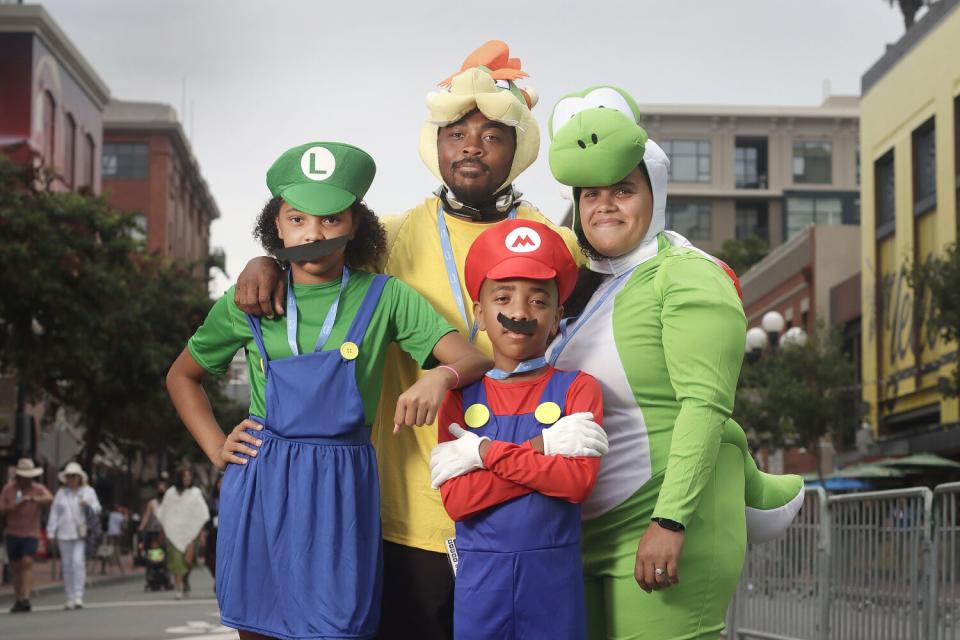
[652,517,685,532]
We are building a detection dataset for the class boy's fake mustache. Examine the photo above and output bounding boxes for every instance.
[274,236,349,262]
[497,313,538,334]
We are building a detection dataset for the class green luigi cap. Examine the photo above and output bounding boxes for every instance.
[266,142,376,216]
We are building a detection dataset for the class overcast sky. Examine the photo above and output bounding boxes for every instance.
[39,0,906,294]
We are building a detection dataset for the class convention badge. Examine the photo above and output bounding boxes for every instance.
[340,342,360,360]
[445,537,460,577]
[535,401,562,425]
[464,404,490,429]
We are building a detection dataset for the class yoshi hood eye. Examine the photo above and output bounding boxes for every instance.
[550,87,637,137]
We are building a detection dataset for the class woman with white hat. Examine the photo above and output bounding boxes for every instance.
[0,458,53,613]
[47,461,101,609]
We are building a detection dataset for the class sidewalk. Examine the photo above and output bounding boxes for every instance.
[0,553,144,603]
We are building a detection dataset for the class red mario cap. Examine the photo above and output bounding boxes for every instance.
[465,219,579,303]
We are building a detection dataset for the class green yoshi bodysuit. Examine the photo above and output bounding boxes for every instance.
[546,86,805,639]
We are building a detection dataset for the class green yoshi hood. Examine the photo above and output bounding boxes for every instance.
[547,85,670,245]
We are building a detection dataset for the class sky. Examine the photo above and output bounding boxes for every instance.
[38,0,907,294]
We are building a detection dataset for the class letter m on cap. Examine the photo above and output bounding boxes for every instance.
[512,234,535,248]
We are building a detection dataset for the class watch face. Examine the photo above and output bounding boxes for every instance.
[654,518,683,531]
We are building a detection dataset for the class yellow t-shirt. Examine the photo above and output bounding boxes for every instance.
[374,196,583,553]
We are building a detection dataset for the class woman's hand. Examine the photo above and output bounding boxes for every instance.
[216,419,264,470]
[634,521,684,592]
[393,368,456,433]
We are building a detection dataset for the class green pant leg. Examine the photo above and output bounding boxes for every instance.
[582,443,746,639]
[585,573,607,640]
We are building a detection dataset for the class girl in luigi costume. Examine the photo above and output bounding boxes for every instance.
[166,142,491,640]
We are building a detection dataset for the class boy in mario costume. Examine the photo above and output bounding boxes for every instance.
[429,219,608,640]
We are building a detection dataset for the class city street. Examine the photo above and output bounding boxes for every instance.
[0,571,237,640]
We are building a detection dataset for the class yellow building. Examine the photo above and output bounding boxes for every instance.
[861,0,960,453]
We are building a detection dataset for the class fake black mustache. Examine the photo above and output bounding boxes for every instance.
[274,236,349,263]
[497,313,537,334]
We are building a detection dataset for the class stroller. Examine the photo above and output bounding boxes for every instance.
[143,531,173,592]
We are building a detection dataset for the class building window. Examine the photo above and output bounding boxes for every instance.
[793,141,832,184]
[666,202,711,239]
[102,143,148,180]
[42,91,56,166]
[735,202,769,243]
[856,142,861,186]
[85,134,96,188]
[785,197,843,239]
[64,114,76,188]
[661,140,710,182]
[912,117,936,215]
[875,150,895,238]
[735,137,768,189]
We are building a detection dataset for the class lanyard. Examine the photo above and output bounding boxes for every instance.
[286,266,350,356]
[547,268,636,366]
[437,205,517,343]
[485,356,547,380]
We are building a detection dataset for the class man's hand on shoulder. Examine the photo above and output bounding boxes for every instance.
[235,257,285,318]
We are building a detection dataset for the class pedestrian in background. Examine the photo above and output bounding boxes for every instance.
[0,458,53,613]
[47,462,101,610]
[159,467,208,599]
[203,474,221,583]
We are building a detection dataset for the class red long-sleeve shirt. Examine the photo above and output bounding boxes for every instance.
[437,367,604,522]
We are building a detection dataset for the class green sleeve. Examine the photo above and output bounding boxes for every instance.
[385,278,456,370]
[186,287,247,376]
[652,255,746,525]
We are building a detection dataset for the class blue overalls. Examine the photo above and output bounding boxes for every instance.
[453,369,587,640]
[215,274,389,640]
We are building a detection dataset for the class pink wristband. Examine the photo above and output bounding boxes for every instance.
[437,365,460,388]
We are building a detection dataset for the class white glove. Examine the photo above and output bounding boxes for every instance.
[430,424,490,489]
[542,412,608,457]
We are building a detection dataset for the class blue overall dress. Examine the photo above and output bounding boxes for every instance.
[215,275,389,640]
[453,369,587,640]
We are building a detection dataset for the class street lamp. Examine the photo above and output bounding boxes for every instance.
[745,327,769,363]
[780,326,809,348]
[761,311,786,346]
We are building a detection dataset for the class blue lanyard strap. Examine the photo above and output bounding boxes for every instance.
[485,356,547,380]
[548,268,635,366]
[286,266,350,356]
[437,204,516,343]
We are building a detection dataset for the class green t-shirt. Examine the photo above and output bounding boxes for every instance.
[187,271,455,423]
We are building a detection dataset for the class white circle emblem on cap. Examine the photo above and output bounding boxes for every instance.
[504,227,541,254]
[300,147,336,182]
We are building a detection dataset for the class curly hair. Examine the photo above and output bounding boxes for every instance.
[253,196,387,270]
[573,162,653,262]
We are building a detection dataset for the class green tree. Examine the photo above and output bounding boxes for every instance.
[905,243,960,396]
[0,155,241,469]
[734,322,863,481]
[716,235,769,276]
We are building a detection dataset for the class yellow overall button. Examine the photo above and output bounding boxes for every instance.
[340,342,360,360]
[260,358,265,373]
[535,402,562,425]
[464,404,490,429]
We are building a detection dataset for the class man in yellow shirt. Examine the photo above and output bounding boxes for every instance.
[235,41,580,640]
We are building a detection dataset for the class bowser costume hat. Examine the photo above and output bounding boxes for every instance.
[267,142,376,217]
[419,41,539,208]
[465,219,578,304]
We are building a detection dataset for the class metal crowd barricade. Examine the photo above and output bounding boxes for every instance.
[727,485,942,640]
[826,488,933,640]
[934,482,960,640]
[728,487,829,640]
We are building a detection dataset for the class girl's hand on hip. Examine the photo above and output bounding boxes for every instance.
[635,523,684,592]
[217,419,264,470]
[393,368,451,433]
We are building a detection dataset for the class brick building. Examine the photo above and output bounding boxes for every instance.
[102,99,220,263]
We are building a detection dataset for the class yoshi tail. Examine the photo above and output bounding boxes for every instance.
[723,420,806,544]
